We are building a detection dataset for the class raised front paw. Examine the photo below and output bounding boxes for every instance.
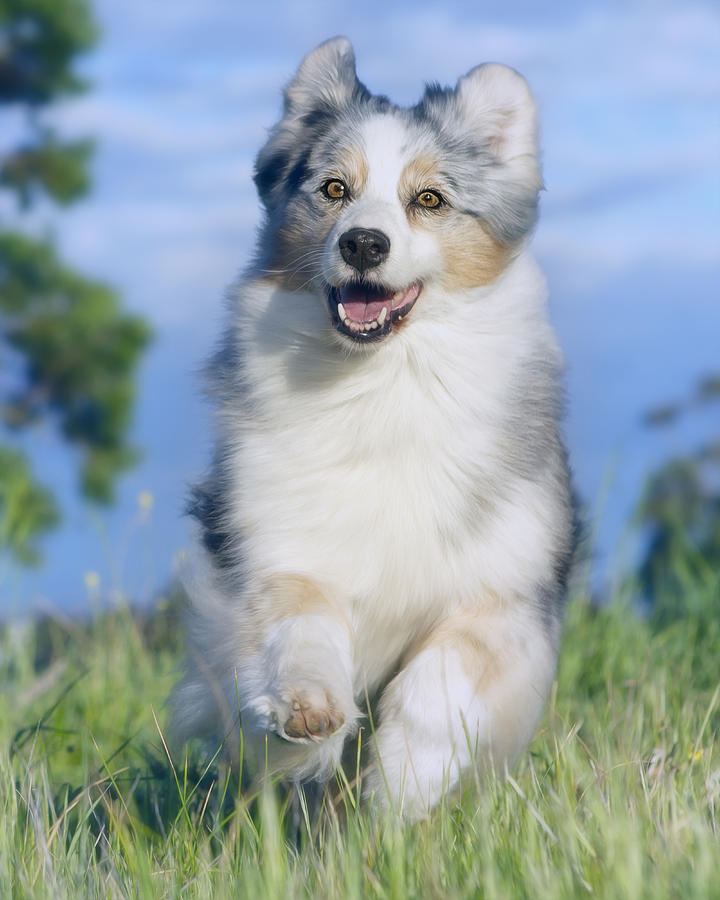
[252,685,346,744]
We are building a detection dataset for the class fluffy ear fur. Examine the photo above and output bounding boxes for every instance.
[254,37,365,208]
[453,63,542,244]
[455,63,539,168]
[283,36,361,116]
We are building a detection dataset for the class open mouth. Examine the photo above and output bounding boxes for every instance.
[328,282,422,342]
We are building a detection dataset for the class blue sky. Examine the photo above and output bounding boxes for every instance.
[2,0,719,616]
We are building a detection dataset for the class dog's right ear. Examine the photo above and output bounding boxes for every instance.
[284,37,361,116]
[254,38,363,208]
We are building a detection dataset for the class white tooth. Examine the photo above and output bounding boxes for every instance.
[398,315,404,321]
[393,290,403,301]
[337,302,346,321]
[378,307,387,326]
[371,320,378,329]
[343,318,351,327]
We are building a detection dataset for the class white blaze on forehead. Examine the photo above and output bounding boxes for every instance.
[360,114,414,200]
[325,112,441,291]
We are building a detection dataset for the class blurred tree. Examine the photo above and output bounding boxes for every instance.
[0,0,151,565]
[635,376,720,626]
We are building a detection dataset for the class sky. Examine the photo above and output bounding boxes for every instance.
[1,0,719,616]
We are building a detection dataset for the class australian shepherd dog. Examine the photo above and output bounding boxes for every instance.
[173,37,575,819]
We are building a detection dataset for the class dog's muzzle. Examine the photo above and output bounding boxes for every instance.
[328,282,422,342]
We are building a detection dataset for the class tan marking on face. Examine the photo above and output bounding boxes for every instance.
[337,145,369,198]
[261,147,367,290]
[400,155,511,290]
[263,224,326,290]
[437,217,510,291]
[398,154,443,202]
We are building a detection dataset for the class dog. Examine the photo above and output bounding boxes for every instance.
[173,37,576,819]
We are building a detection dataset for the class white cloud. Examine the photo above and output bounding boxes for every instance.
[536,223,719,289]
[52,95,265,158]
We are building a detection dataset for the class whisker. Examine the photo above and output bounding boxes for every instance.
[265,247,327,271]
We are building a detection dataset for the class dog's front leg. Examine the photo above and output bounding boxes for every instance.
[242,575,359,773]
[363,605,557,819]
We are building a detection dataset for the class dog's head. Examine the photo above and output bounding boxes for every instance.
[254,37,541,345]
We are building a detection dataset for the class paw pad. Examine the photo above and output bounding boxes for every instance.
[282,693,344,742]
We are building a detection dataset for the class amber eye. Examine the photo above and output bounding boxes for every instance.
[322,179,347,200]
[415,190,443,209]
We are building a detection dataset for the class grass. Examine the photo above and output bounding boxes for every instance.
[1,578,719,899]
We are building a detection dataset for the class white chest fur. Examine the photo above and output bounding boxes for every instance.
[221,254,561,686]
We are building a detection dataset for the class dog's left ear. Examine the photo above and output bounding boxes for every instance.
[452,64,542,243]
[455,63,539,170]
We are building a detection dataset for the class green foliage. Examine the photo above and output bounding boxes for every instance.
[1,231,151,502]
[0,444,58,564]
[1,578,718,898]
[0,0,97,104]
[636,376,720,626]
[0,131,94,207]
[0,0,151,563]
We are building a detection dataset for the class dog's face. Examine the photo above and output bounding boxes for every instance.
[254,38,542,345]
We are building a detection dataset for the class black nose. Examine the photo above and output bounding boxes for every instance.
[338,228,390,273]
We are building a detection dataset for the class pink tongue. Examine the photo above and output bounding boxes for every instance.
[340,284,393,323]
